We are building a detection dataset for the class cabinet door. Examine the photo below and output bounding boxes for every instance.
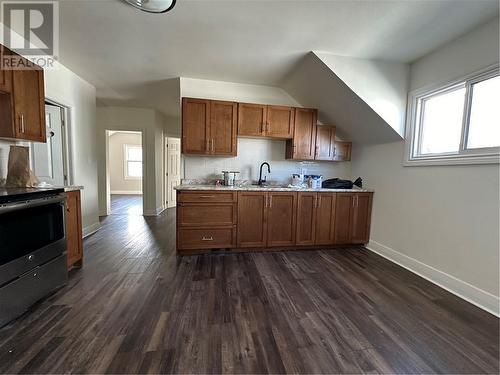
[238,103,267,137]
[237,192,267,248]
[266,105,294,139]
[315,125,335,161]
[296,192,316,246]
[267,192,297,247]
[315,193,336,245]
[333,141,352,161]
[287,108,317,160]
[65,190,83,269]
[0,46,12,93]
[334,193,353,244]
[12,64,45,142]
[210,100,237,156]
[350,193,372,244]
[182,98,210,154]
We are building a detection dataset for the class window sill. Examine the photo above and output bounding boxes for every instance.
[404,153,499,167]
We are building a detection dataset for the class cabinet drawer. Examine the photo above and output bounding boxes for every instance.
[178,191,236,203]
[178,227,236,250]
[178,204,236,226]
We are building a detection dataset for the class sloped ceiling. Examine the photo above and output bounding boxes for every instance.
[282,52,403,145]
[313,53,409,137]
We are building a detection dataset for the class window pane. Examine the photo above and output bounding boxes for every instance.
[127,161,142,178]
[127,147,142,161]
[419,87,466,155]
[467,75,500,149]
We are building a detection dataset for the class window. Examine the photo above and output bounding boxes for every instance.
[124,144,142,179]
[406,66,499,165]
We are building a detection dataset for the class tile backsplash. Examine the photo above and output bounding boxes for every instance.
[184,138,352,184]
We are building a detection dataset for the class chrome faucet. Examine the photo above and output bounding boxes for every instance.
[258,162,271,186]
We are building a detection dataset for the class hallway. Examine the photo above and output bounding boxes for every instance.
[110,194,143,216]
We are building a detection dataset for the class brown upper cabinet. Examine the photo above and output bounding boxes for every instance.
[315,125,336,161]
[182,97,352,162]
[238,103,294,139]
[210,100,238,156]
[0,44,46,143]
[286,107,317,160]
[182,98,237,156]
[333,141,352,161]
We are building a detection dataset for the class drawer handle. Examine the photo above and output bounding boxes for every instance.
[200,195,215,198]
[201,236,214,241]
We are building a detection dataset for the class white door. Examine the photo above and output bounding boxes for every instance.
[165,137,181,208]
[31,104,66,186]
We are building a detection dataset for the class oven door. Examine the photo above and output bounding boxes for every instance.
[0,195,66,286]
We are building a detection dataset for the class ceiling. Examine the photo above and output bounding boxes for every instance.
[57,0,498,116]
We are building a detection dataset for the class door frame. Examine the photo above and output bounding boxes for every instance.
[105,130,145,215]
[164,136,181,208]
[42,98,72,186]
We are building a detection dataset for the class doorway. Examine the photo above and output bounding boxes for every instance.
[165,137,181,208]
[30,102,70,186]
[107,131,143,216]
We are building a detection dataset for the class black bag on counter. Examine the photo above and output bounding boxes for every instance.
[322,177,363,189]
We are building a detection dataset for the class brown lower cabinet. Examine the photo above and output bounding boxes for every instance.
[177,191,238,251]
[176,190,373,254]
[237,191,296,248]
[334,192,373,244]
[65,190,83,269]
[296,192,337,246]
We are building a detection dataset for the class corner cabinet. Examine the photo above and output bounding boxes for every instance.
[286,107,317,160]
[182,98,237,156]
[333,141,352,161]
[0,44,46,143]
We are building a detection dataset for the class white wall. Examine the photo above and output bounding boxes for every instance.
[352,18,500,315]
[314,53,409,136]
[109,132,142,194]
[180,78,352,184]
[45,63,99,236]
[96,107,165,216]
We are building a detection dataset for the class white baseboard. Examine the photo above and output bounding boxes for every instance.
[143,205,165,216]
[83,222,101,238]
[110,190,142,195]
[366,240,500,317]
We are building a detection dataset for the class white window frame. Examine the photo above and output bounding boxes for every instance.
[405,64,500,166]
[124,144,143,180]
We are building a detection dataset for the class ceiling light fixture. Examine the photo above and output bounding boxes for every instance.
[122,0,176,13]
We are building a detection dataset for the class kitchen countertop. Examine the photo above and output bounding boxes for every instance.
[174,184,373,193]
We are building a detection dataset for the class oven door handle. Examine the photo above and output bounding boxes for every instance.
[0,195,65,215]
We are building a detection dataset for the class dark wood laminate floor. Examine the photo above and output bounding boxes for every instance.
[111,194,143,216]
[0,208,498,374]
